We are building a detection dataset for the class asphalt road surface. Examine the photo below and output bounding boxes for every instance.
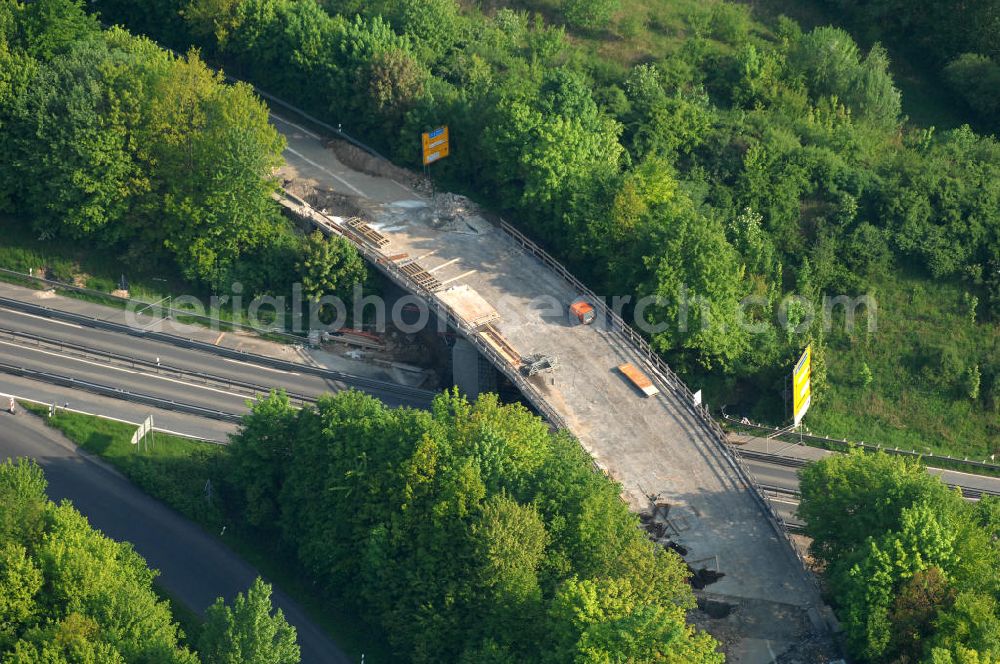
[741,450,1000,498]
[0,372,235,442]
[0,304,433,410]
[0,409,351,664]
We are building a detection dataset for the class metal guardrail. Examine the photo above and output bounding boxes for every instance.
[493,219,819,590]
[0,327,319,408]
[723,413,1000,474]
[0,296,436,406]
[0,266,318,346]
[279,193,817,595]
[0,361,243,423]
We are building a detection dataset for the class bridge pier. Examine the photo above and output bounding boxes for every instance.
[451,338,497,401]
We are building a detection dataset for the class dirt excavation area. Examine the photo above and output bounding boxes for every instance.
[274,116,842,662]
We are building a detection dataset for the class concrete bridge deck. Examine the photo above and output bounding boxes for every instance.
[270,114,819,620]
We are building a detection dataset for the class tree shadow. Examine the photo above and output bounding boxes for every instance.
[83,431,115,455]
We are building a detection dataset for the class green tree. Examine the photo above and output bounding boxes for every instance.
[0,460,196,663]
[229,389,718,662]
[798,451,960,565]
[471,493,547,604]
[799,452,1000,662]
[7,40,145,239]
[837,503,958,660]
[228,390,297,529]
[858,362,873,388]
[944,53,1000,120]
[548,578,722,663]
[147,48,284,285]
[296,231,367,303]
[482,69,623,247]
[0,458,48,548]
[200,577,299,664]
[0,544,42,650]
[181,0,244,46]
[643,200,750,371]
[382,0,462,63]
[19,0,100,60]
[790,27,901,125]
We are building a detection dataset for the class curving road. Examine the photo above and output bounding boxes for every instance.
[0,409,351,664]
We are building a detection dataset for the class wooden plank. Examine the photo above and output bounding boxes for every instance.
[480,324,521,368]
[618,363,659,397]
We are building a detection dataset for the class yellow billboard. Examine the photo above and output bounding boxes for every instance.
[421,126,449,165]
[792,345,811,426]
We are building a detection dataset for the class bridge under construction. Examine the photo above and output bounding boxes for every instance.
[269,109,834,660]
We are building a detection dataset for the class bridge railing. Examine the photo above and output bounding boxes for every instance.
[494,219,819,590]
[277,164,819,593]
[276,195,570,432]
[723,413,1000,474]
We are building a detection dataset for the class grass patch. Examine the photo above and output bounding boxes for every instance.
[0,216,308,343]
[0,216,189,301]
[514,0,753,73]
[807,272,999,460]
[21,404,391,662]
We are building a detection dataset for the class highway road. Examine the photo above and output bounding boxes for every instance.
[740,452,1000,530]
[0,409,350,663]
[0,339,255,415]
[739,447,1000,497]
[0,371,235,441]
[0,300,435,415]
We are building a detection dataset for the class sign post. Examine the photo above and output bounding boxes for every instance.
[792,345,812,428]
[421,126,449,197]
[421,126,450,165]
[130,415,155,452]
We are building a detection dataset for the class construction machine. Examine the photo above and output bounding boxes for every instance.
[569,300,595,325]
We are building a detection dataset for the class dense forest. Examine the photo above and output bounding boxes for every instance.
[78,0,1000,455]
[0,0,364,299]
[815,0,1000,127]
[222,390,721,662]
[799,452,1000,663]
[0,458,299,663]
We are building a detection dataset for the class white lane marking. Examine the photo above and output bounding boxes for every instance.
[270,114,419,199]
[389,178,421,198]
[766,640,777,662]
[1,391,228,443]
[1,309,83,329]
[270,113,321,140]
[284,146,366,197]
[0,340,256,402]
[222,357,300,376]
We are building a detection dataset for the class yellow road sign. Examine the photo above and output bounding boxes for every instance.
[422,126,449,165]
[792,345,811,426]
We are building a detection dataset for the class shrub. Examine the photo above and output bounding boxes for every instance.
[943,53,1000,121]
[709,3,750,45]
[561,0,620,31]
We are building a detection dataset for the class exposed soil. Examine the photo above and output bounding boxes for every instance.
[325,139,430,194]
